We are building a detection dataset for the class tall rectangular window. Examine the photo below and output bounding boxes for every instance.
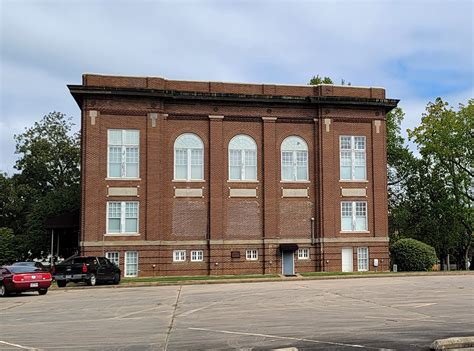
[124,251,138,277]
[107,202,139,234]
[108,129,139,178]
[106,252,120,267]
[341,201,367,232]
[340,136,366,180]
[357,247,369,271]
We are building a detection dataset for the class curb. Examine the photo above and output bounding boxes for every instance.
[49,271,474,291]
[431,336,474,350]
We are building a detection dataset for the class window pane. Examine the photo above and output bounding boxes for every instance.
[124,130,139,145]
[354,166,366,180]
[245,166,257,180]
[108,130,122,145]
[355,217,367,231]
[282,165,293,181]
[296,166,307,181]
[341,217,352,231]
[108,219,121,233]
[125,252,138,277]
[175,149,187,179]
[109,147,122,177]
[125,147,139,178]
[281,151,293,166]
[175,149,187,165]
[191,149,203,166]
[108,202,121,217]
[282,136,307,151]
[341,202,353,231]
[340,136,351,150]
[229,150,241,166]
[125,219,138,232]
[245,150,256,167]
[125,202,138,218]
[175,165,187,180]
[340,166,351,180]
[191,165,203,180]
[354,137,365,150]
[229,166,241,180]
[190,149,203,180]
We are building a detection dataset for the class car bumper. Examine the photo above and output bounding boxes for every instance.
[54,274,89,281]
[10,281,51,291]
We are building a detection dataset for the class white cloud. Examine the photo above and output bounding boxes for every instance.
[1,0,472,172]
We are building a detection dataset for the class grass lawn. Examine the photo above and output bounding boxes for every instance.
[122,274,279,283]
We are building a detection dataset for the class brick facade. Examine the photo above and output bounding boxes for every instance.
[69,74,398,277]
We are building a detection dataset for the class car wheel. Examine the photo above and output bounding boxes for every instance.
[38,289,48,295]
[87,274,97,286]
[113,273,120,285]
[56,280,67,288]
[0,284,8,297]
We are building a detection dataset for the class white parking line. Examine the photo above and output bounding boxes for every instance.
[188,327,389,350]
[0,340,42,351]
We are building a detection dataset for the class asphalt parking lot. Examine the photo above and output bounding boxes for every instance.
[0,275,473,351]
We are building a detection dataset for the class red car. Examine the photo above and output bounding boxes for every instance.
[0,264,52,296]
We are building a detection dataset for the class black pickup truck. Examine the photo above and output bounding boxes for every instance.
[53,256,121,287]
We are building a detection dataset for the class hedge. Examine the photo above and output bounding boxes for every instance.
[390,238,437,271]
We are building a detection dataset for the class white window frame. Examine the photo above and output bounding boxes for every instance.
[174,133,204,181]
[228,135,258,181]
[339,135,366,181]
[173,250,186,262]
[357,247,369,272]
[107,129,140,179]
[191,250,204,262]
[281,136,309,181]
[105,252,120,267]
[341,201,368,232]
[246,249,258,261]
[124,251,138,277]
[106,201,139,234]
[297,248,309,260]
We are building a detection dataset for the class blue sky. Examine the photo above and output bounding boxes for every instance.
[1,0,473,174]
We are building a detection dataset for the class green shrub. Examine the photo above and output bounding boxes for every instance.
[390,238,437,271]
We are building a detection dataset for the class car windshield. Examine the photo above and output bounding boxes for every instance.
[6,266,46,273]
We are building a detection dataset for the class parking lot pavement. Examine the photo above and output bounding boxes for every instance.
[0,275,473,351]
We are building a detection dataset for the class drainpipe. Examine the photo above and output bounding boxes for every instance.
[310,217,315,245]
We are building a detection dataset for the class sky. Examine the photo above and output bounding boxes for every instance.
[1,0,473,175]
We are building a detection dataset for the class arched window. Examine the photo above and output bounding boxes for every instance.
[228,135,257,181]
[174,133,204,180]
[281,136,308,181]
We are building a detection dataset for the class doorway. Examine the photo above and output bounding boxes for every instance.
[341,248,353,272]
[282,250,295,276]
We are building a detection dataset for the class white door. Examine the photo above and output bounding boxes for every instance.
[341,248,353,272]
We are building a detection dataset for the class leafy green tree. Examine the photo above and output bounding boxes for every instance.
[309,75,333,85]
[4,112,81,257]
[14,111,80,193]
[0,227,19,265]
[408,99,473,269]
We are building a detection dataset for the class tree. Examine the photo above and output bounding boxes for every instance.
[408,99,473,269]
[14,111,80,193]
[0,227,19,265]
[309,75,333,85]
[4,112,81,258]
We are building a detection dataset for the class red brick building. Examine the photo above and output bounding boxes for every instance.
[69,74,398,277]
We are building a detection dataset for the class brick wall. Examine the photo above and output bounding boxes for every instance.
[76,75,396,277]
